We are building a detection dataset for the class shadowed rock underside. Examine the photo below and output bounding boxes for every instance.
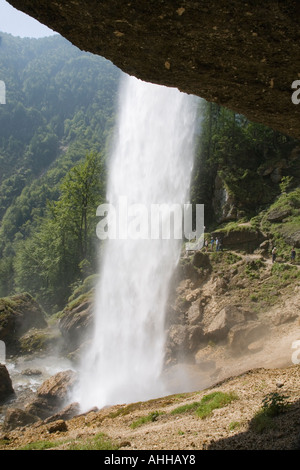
[7,0,300,139]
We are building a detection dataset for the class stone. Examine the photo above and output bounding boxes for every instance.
[25,370,78,420]
[0,293,47,354]
[187,299,202,325]
[192,252,211,270]
[281,229,300,248]
[168,325,188,350]
[47,419,68,434]
[267,207,292,223]
[21,368,42,376]
[0,364,14,403]
[7,1,300,140]
[204,305,256,341]
[37,369,77,402]
[43,402,81,424]
[167,323,204,358]
[59,296,94,353]
[3,408,40,431]
[212,228,266,253]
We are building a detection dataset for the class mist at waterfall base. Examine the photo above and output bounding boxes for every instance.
[75,75,200,411]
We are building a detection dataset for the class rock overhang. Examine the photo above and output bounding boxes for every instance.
[6,0,300,139]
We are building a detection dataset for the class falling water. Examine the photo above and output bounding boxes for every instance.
[77,75,199,411]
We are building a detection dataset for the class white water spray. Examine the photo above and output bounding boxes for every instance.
[77,75,199,410]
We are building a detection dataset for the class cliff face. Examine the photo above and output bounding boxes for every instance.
[7,0,300,139]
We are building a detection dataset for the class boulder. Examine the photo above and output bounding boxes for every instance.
[267,207,292,223]
[37,369,77,402]
[192,252,212,270]
[25,369,77,420]
[0,293,47,355]
[43,402,80,424]
[187,299,202,326]
[166,323,205,360]
[281,229,300,248]
[0,364,14,403]
[3,408,40,431]
[47,419,68,434]
[204,305,256,342]
[59,295,94,354]
[212,228,266,253]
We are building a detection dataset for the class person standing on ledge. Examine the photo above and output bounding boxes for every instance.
[272,246,277,263]
[291,246,296,263]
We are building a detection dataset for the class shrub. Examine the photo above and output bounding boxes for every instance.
[251,392,290,433]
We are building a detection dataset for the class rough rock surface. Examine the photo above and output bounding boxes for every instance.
[7,1,300,139]
[59,295,94,355]
[1,366,300,450]
[0,293,47,354]
[0,364,14,403]
[2,408,39,432]
[24,369,77,421]
[212,227,266,252]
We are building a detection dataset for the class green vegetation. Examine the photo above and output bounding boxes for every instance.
[191,101,299,226]
[171,401,201,415]
[0,33,120,310]
[130,411,163,429]
[18,432,120,450]
[195,391,238,419]
[0,32,299,315]
[228,421,241,431]
[251,392,290,433]
[66,432,120,450]
[210,251,242,264]
[19,440,62,450]
[171,391,238,419]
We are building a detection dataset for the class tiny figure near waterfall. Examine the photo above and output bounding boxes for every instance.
[272,246,277,263]
[291,246,296,263]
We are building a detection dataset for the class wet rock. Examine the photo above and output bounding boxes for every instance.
[166,323,205,360]
[59,295,94,354]
[25,370,78,420]
[0,364,14,403]
[43,402,81,424]
[21,368,42,377]
[37,369,77,401]
[3,408,40,431]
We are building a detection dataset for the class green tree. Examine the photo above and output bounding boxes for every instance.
[14,152,106,310]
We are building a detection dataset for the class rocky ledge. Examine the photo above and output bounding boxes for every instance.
[7,0,300,140]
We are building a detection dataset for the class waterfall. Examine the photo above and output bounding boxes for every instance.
[76,75,199,411]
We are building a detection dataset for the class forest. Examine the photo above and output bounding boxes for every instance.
[0,32,299,313]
